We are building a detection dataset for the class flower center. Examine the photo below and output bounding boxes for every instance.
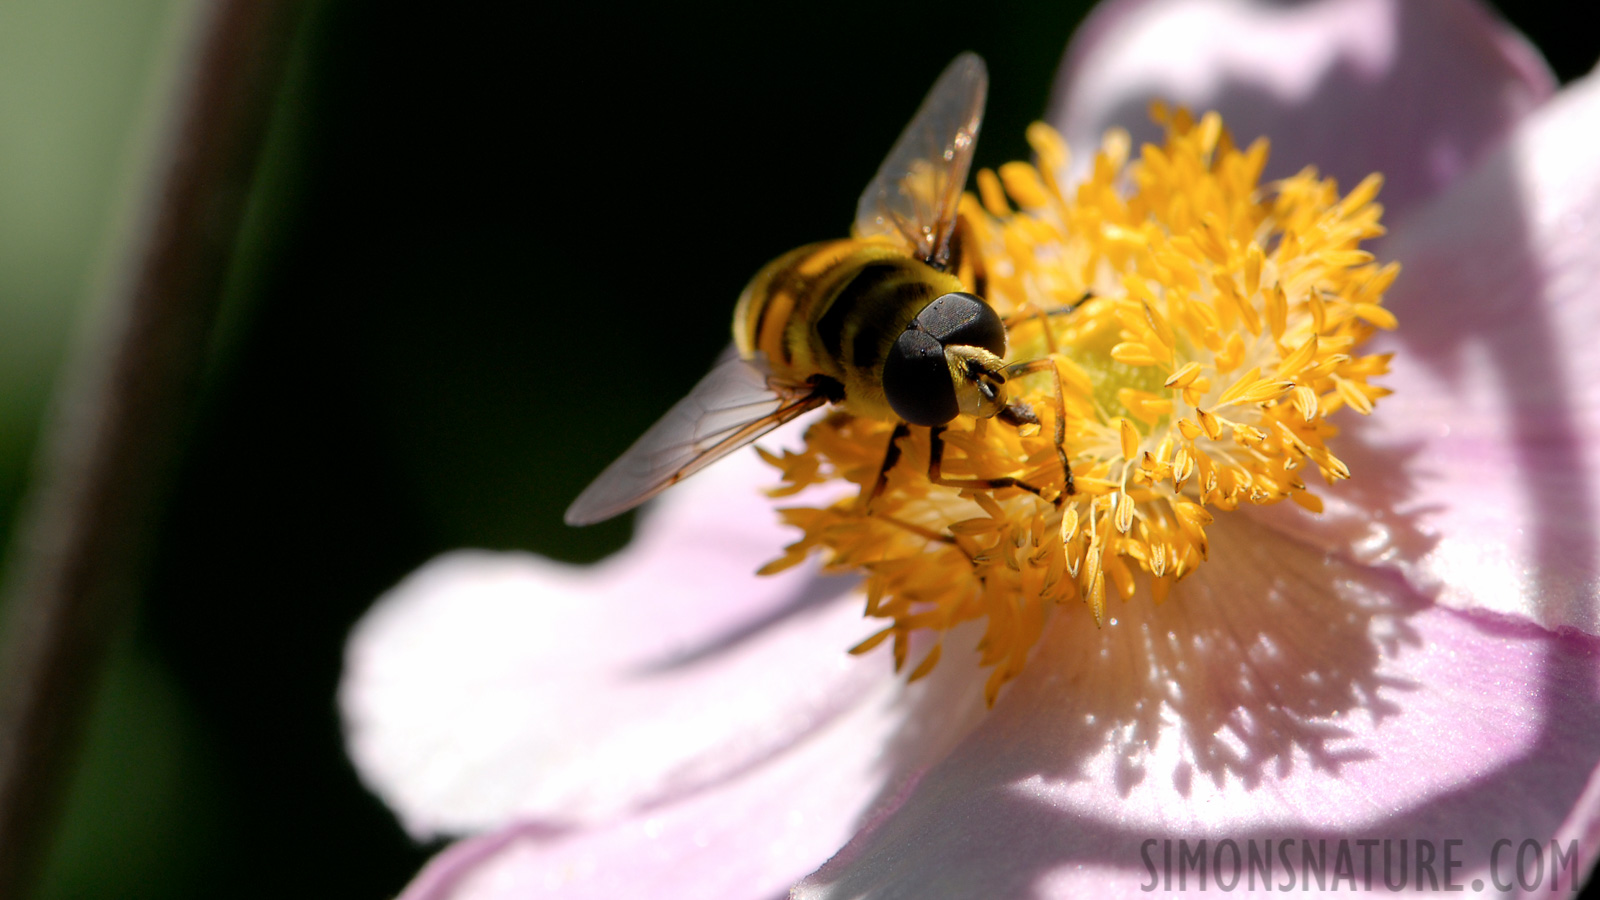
[761,107,1398,705]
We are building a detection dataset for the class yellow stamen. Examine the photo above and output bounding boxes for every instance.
[764,111,1397,702]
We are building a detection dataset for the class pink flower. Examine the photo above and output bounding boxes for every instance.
[340,0,1600,895]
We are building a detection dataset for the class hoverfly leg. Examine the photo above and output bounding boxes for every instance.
[863,421,912,512]
[927,424,1054,502]
[997,399,1037,428]
[1001,305,1057,354]
[1050,391,1074,500]
[1001,290,1095,355]
[999,358,1075,501]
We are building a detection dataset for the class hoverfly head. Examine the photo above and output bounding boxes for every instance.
[883,292,1008,426]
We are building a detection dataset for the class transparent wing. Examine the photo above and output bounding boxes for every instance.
[564,350,827,525]
[853,52,987,269]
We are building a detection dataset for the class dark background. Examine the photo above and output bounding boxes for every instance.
[3,2,1594,897]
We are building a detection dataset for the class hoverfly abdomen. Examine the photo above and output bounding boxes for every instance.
[807,254,954,404]
[882,292,1008,426]
[813,261,922,370]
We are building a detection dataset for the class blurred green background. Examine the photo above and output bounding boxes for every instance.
[0,1,1593,897]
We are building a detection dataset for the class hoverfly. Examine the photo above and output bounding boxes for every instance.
[565,52,1069,526]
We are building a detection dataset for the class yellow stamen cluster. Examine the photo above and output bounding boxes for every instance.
[761,107,1397,705]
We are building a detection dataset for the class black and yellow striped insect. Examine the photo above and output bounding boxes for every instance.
[566,52,1068,526]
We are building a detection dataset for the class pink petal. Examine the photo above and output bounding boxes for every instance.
[1049,0,1554,222]
[796,514,1600,897]
[390,665,931,900]
[1251,69,1600,636]
[382,600,1003,898]
[341,439,907,838]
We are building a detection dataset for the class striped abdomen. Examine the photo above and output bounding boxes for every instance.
[733,239,965,420]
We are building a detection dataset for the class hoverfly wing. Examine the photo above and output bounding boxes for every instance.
[853,52,987,269]
[564,350,828,526]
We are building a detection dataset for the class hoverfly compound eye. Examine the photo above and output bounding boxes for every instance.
[883,327,960,426]
[913,292,1006,357]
